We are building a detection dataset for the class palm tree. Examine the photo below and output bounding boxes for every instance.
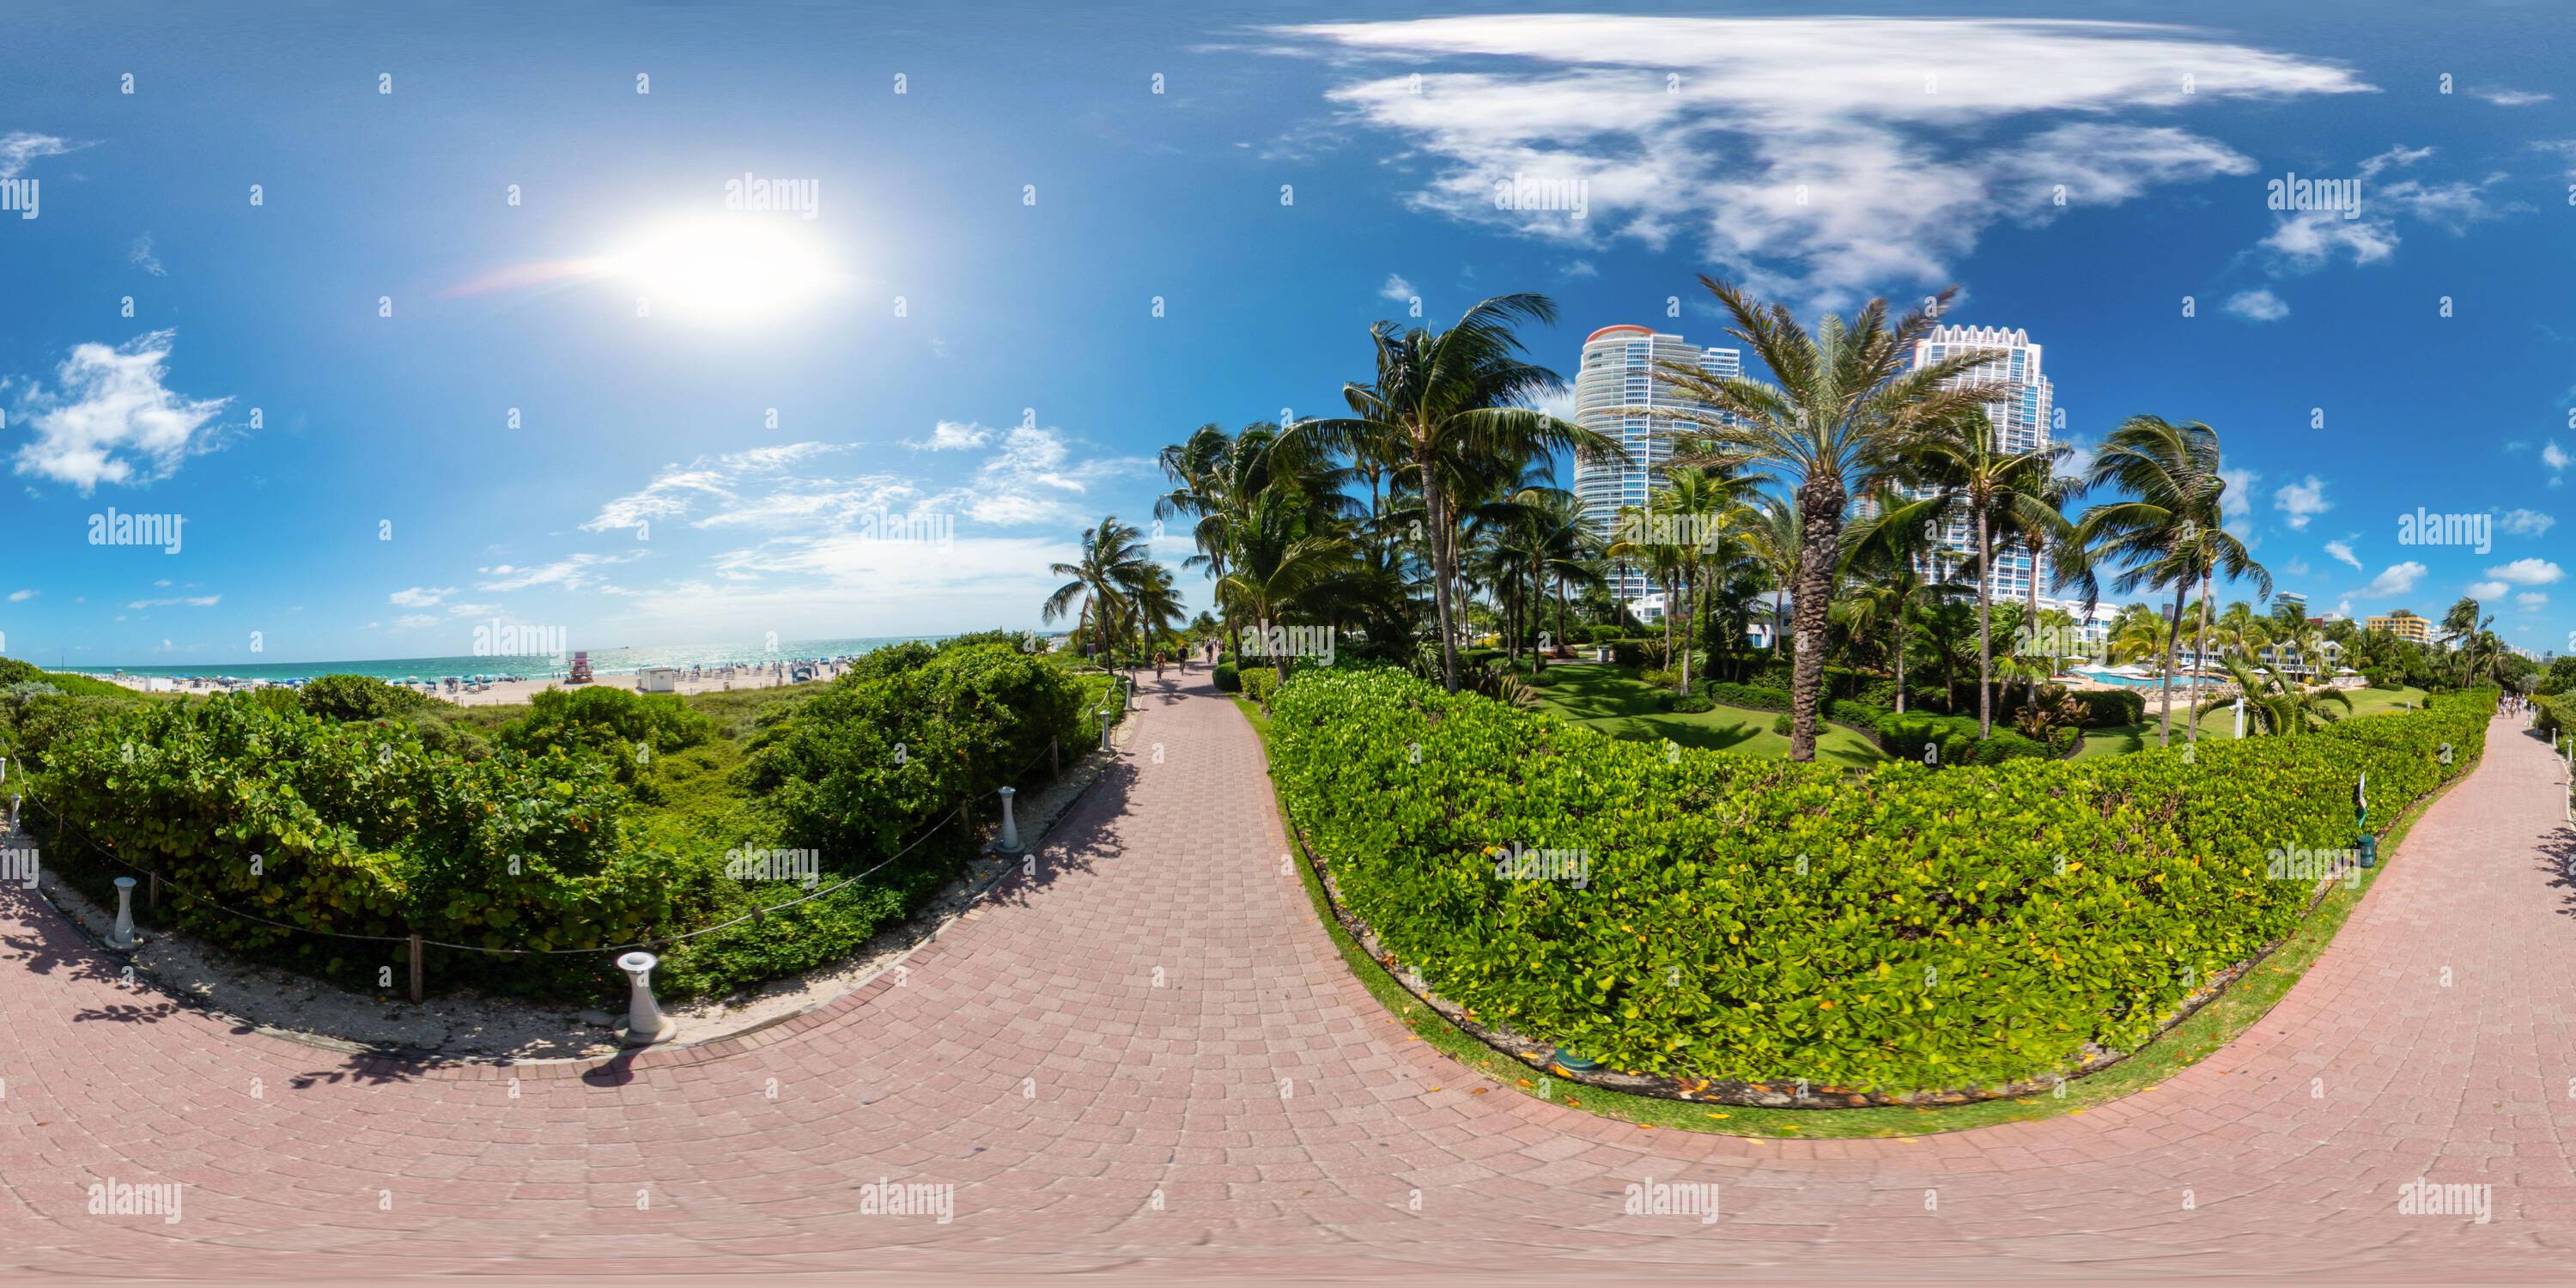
[1891,407,2068,736]
[1834,486,1943,714]
[2105,603,2166,665]
[1656,279,2003,761]
[2194,653,2352,737]
[2010,469,2089,710]
[1044,517,1151,663]
[2439,595,2488,688]
[1644,464,1762,693]
[1308,295,1625,694]
[1741,492,1801,659]
[1212,489,1355,677]
[2073,416,2269,747]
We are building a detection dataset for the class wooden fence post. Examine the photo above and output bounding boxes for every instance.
[408,933,423,1003]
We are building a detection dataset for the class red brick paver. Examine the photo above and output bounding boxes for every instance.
[3,677,2572,1282]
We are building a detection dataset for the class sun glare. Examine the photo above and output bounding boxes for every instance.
[601,216,841,325]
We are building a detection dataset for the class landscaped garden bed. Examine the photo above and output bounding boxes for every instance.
[1268,665,2494,1103]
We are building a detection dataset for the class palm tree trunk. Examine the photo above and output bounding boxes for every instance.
[1678,566,1695,692]
[2025,539,2044,710]
[1661,569,1675,676]
[1976,508,1994,738]
[1893,602,1909,715]
[1788,479,1844,762]
[2159,579,2186,747]
[1418,449,1461,694]
[2189,574,2212,745]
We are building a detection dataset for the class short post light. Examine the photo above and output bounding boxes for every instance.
[2353,770,2377,868]
[996,787,1021,853]
[617,951,677,1046]
[1098,707,1112,751]
[108,877,140,949]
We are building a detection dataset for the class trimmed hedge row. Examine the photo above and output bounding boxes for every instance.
[1269,666,2493,1091]
[1878,711,2057,764]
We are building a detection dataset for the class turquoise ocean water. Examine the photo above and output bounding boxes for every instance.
[54,636,952,683]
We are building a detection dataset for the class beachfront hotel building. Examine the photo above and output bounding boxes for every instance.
[2273,591,2308,620]
[1571,325,1742,603]
[2365,609,2433,644]
[1901,325,2057,604]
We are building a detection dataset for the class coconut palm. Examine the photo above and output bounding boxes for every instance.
[2193,653,2352,738]
[1656,280,2003,760]
[1044,517,1151,662]
[2073,416,2269,747]
[1833,485,1944,714]
[1307,295,1626,694]
[1890,407,2069,736]
[1212,489,1356,677]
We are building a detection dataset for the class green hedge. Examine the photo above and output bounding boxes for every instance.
[1268,666,2492,1091]
[1238,666,1281,709]
[1213,661,1242,693]
[1878,711,2056,765]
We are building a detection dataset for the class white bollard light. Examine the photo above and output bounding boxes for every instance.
[617,951,677,1046]
[996,786,1021,853]
[108,877,138,949]
[1098,708,1111,750]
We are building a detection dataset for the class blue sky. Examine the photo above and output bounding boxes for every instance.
[1,2,2569,668]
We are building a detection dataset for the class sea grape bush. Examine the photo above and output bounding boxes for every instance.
[1268,667,2493,1091]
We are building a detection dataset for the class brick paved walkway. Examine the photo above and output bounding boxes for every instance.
[3,675,2573,1282]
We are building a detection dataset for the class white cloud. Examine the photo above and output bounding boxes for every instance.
[447,602,498,617]
[129,234,166,276]
[2468,580,2511,599]
[582,442,849,532]
[0,131,75,179]
[476,552,646,592]
[2501,508,2555,537]
[1272,16,2364,307]
[925,425,1151,527]
[388,586,455,608]
[911,420,993,452]
[8,331,234,492]
[2485,557,2563,586]
[2284,557,2309,576]
[2222,288,2288,321]
[1559,258,1598,278]
[1379,273,1417,302]
[2324,538,2362,570]
[2219,467,2258,519]
[5,588,33,602]
[2543,440,2570,473]
[125,595,220,609]
[2271,474,2330,529]
[391,614,439,630]
[2255,145,2512,274]
[2531,141,2576,179]
[2362,562,2426,596]
[2517,592,2549,609]
[2477,88,2551,106]
[2054,434,2095,481]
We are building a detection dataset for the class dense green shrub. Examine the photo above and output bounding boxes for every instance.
[300,673,438,722]
[1239,666,1281,709]
[1771,713,1791,735]
[28,693,683,993]
[1213,661,1242,692]
[1878,712,2054,765]
[1268,668,2490,1091]
[2535,693,2572,738]
[2069,688,2148,727]
[1668,694,1714,714]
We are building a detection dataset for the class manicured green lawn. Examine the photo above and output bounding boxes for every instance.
[2075,684,2429,758]
[1528,663,1885,767]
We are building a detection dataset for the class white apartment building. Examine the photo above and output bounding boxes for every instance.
[1904,325,2058,605]
[1571,325,1742,602]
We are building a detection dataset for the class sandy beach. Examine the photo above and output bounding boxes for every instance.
[93,662,840,708]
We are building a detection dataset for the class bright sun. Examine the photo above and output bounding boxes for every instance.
[601,216,841,325]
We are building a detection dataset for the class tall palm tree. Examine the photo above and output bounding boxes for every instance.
[2011,469,2089,710]
[2439,595,2486,688]
[1308,295,1625,694]
[1834,486,1943,714]
[1891,407,2068,736]
[1644,464,1763,693]
[1656,279,2002,760]
[2073,416,2268,747]
[2105,605,2168,666]
[1741,492,1801,658]
[1044,517,1151,662]
[2193,653,2352,738]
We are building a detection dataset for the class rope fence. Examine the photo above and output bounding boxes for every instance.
[0,665,1148,1012]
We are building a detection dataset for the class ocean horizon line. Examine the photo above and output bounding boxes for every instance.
[36,634,1019,682]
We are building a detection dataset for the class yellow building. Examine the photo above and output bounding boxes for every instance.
[2364,609,2433,644]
